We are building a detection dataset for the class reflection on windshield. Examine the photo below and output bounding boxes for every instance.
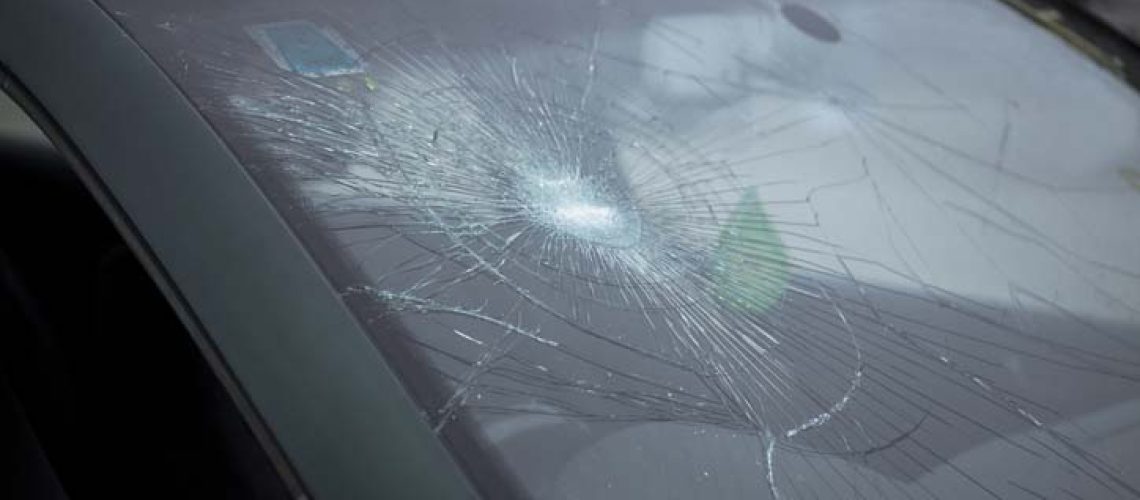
[105,0,1140,497]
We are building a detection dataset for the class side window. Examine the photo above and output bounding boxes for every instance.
[0,88,293,500]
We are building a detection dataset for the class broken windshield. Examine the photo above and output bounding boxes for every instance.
[101,0,1140,498]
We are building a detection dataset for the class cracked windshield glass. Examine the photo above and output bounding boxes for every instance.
[102,0,1140,497]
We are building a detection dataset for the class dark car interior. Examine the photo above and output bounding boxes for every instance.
[0,87,291,499]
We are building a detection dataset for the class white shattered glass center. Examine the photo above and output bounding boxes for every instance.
[516,171,642,247]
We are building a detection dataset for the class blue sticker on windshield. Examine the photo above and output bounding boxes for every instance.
[247,21,362,77]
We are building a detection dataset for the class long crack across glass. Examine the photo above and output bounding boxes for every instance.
[103,0,1140,497]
